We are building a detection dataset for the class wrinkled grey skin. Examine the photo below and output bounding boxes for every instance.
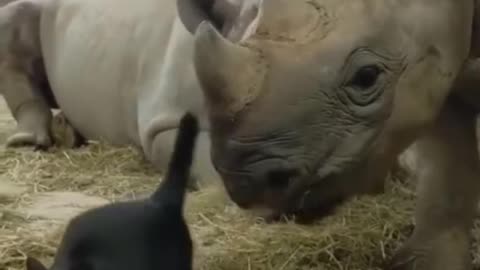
[179,0,480,269]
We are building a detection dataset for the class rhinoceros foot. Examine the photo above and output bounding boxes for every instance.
[386,228,472,270]
[6,129,52,150]
[5,100,54,150]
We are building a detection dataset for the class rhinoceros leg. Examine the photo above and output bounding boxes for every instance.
[150,129,220,190]
[1,69,53,149]
[387,98,479,270]
[0,0,55,150]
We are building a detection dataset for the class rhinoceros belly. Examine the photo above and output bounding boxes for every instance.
[40,0,176,146]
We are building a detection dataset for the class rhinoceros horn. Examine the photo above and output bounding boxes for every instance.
[193,21,265,117]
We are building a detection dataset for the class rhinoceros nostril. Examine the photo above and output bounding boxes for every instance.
[266,169,298,190]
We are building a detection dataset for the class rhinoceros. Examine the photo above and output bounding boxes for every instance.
[0,0,230,188]
[185,0,480,269]
[2,0,480,269]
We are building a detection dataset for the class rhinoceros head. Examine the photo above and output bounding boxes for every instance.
[178,0,472,221]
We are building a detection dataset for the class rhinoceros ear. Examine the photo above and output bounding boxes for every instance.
[177,0,263,42]
[26,256,48,270]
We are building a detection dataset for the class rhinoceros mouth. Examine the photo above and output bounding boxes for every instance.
[275,159,371,222]
[260,173,350,224]
[212,152,351,217]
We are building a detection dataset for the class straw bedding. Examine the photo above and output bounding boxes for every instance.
[1,103,480,270]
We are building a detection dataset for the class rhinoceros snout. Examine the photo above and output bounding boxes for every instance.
[217,158,301,210]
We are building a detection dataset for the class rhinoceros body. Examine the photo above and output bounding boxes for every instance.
[42,0,202,145]
[0,0,220,187]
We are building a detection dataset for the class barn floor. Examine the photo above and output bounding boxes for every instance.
[0,97,479,270]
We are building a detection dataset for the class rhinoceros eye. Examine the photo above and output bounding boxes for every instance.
[349,65,383,89]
